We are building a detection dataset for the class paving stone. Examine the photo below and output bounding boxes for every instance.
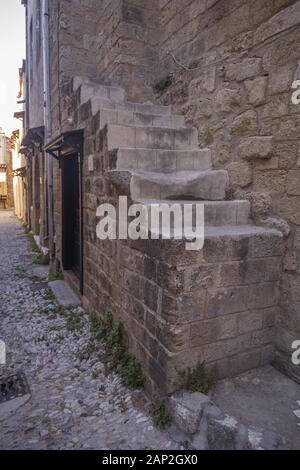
[49,281,81,308]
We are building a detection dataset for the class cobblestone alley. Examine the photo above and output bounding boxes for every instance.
[0,210,177,450]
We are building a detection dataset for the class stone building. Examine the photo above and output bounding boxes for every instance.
[21,0,300,395]
[20,0,47,247]
[11,63,28,222]
[0,127,14,209]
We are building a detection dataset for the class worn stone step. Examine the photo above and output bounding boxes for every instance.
[99,108,185,129]
[109,169,228,200]
[107,124,198,151]
[74,77,125,104]
[129,224,283,256]
[109,148,212,172]
[136,199,250,226]
[49,280,81,308]
[91,96,173,116]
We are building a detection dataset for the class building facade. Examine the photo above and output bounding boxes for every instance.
[21,0,300,394]
[10,63,28,222]
[0,127,14,209]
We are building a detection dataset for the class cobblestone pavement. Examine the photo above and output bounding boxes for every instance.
[0,210,178,450]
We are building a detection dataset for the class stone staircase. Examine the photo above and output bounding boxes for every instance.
[73,77,284,394]
[76,77,260,233]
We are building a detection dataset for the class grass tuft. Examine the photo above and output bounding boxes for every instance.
[91,312,144,389]
[185,361,217,395]
[153,398,171,429]
[48,271,64,281]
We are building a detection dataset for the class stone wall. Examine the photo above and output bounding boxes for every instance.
[49,0,98,138]
[5,147,14,209]
[54,80,283,395]
[26,0,44,130]
[48,0,99,261]
[156,0,300,381]
[96,0,160,102]
[37,0,300,392]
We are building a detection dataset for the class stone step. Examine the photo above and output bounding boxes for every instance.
[107,124,198,151]
[49,280,81,308]
[136,199,250,226]
[108,169,228,200]
[130,224,283,250]
[91,96,173,116]
[99,108,185,129]
[203,224,282,240]
[109,148,212,172]
[74,77,125,104]
[74,76,174,118]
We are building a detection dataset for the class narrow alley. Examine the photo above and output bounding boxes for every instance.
[0,210,177,450]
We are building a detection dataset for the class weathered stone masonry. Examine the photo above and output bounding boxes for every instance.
[56,76,283,395]
[31,0,300,394]
[156,0,300,382]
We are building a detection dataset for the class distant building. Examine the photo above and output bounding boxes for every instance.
[0,127,14,209]
[0,127,6,164]
[12,62,29,223]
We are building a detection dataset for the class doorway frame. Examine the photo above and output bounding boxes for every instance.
[44,130,84,293]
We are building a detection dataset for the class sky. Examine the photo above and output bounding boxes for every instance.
[0,0,25,136]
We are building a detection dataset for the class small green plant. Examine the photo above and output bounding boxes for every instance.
[90,312,144,389]
[28,275,43,283]
[76,341,97,361]
[34,252,50,266]
[153,398,171,429]
[66,314,84,333]
[44,288,55,302]
[21,224,50,265]
[185,361,217,395]
[48,271,64,281]
[119,353,144,389]
[26,231,40,253]
[119,399,128,414]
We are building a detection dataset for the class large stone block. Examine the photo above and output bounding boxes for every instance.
[168,391,211,435]
[268,63,295,95]
[218,258,281,287]
[249,231,283,257]
[238,310,264,334]
[253,169,287,194]
[207,282,279,318]
[244,76,268,106]
[276,196,300,225]
[230,110,258,135]
[214,88,241,112]
[239,136,273,160]
[225,58,262,82]
[227,161,253,187]
[190,316,238,348]
[254,1,300,44]
[286,170,300,196]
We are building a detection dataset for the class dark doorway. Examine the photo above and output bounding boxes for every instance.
[61,153,82,282]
